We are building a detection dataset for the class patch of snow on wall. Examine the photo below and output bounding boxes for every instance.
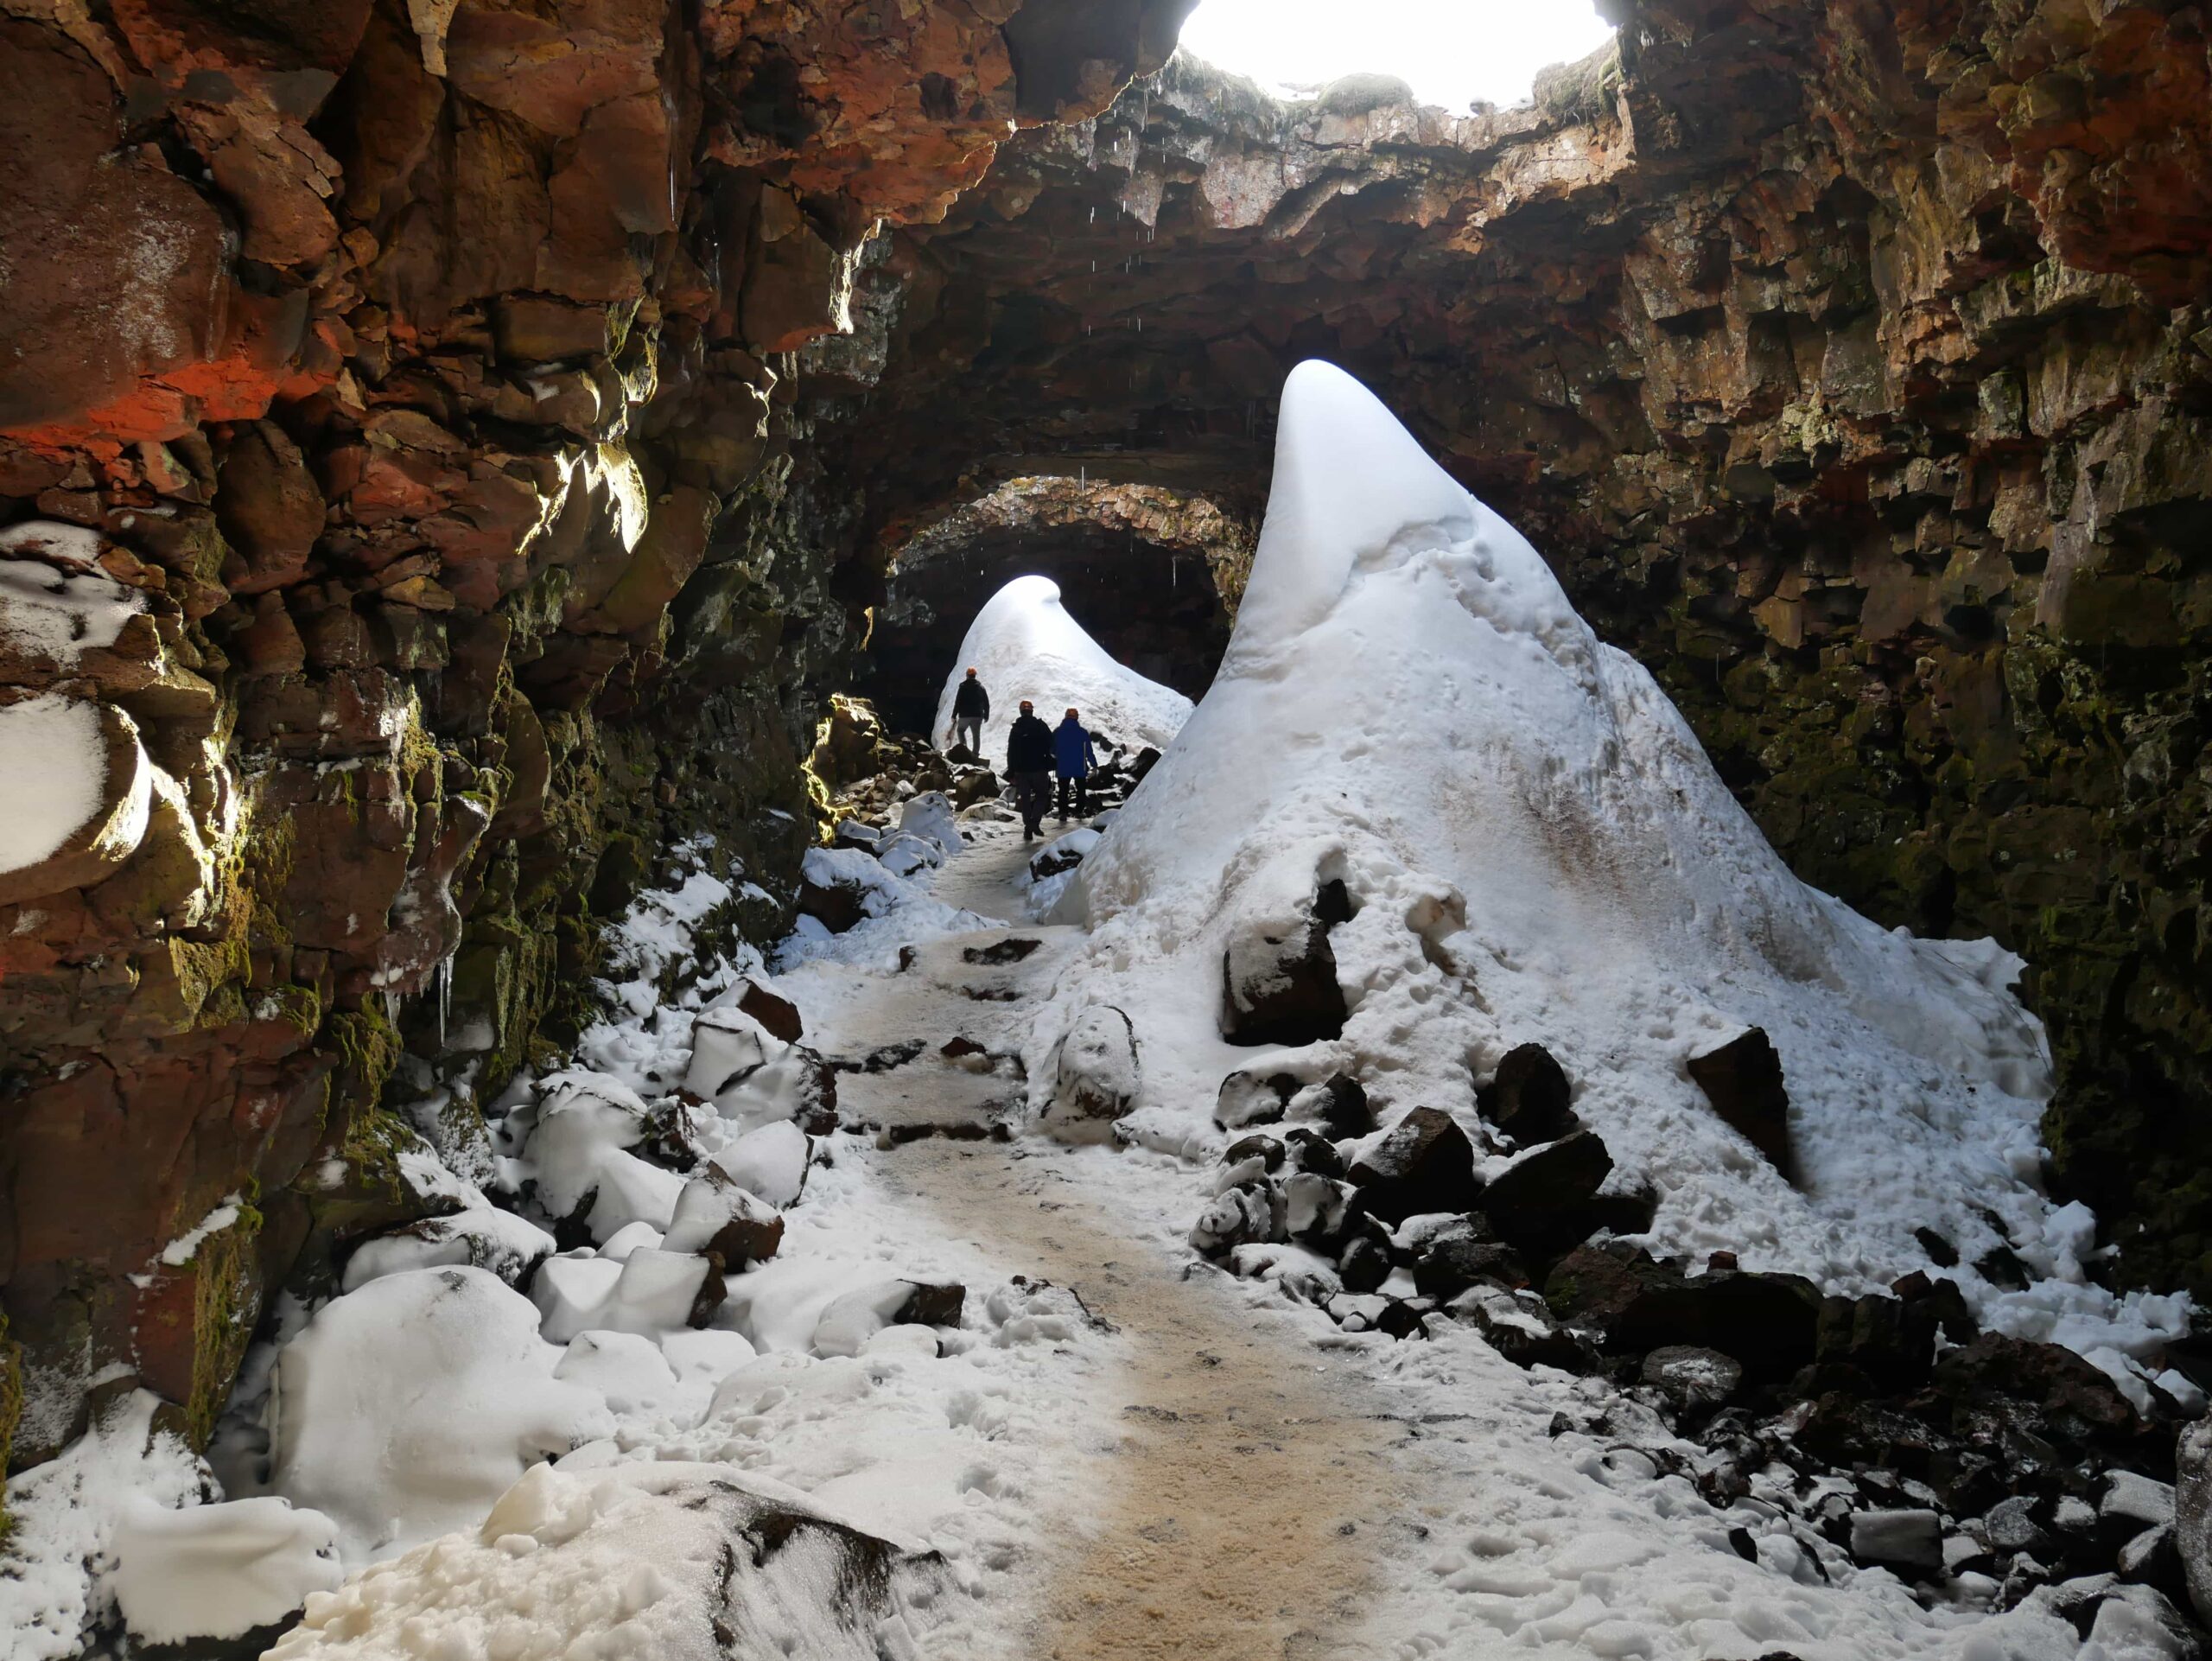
[0,693,115,875]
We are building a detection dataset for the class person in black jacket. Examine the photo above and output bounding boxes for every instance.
[947,667,989,754]
[1004,700,1056,840]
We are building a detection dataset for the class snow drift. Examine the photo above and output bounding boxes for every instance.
[1051,360,2186,1372]
[931,575,1191,762]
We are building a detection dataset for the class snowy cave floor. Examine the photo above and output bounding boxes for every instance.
[711,821,2099,1661]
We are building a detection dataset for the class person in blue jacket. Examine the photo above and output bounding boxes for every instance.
[1052,707,1099,824]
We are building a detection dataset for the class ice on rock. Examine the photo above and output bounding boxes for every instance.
[713,1118,812,1209]
[110,1495,343,1645]
[931,574,1192,762]
[1051,360,2179,1367]
[268,1266,613,1560]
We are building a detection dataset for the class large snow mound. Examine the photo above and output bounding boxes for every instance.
[1051,360,2186,1369]
[931,575,1191,763]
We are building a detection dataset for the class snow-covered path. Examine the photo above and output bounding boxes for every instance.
[880,1141,1407,1659]
[781,818,1410,1656]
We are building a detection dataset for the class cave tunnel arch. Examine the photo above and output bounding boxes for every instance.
[859,474,1255,735]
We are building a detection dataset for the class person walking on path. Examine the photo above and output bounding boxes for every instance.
[948,667,989,754]
[1006,699,1056,841]
[1053,707,1099,824]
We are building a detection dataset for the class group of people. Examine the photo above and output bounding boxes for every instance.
[949,667,1100,841]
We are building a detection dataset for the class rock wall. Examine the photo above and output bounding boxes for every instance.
[0,0,1193,1480]
[828,3,2212,1299]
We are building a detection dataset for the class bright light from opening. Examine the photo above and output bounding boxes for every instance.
[1177,0,1615,112]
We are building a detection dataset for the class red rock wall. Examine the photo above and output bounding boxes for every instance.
[0,0,1192,1474]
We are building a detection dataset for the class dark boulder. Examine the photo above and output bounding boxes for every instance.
[1930,1334,2140,1437]
[1338,1231,1393,1295]
[1813,1290,1938,1392]
[1478,1043,1578,1145]
[1480,1130,1614,1257]
[1347,1107,1480,1225]
[1288,1072,1371,1136]
[1220,907,1346,1047]
[1687,1027,1796,1186]
[894,1281,966,1327]
[737,978,805,1043]
[1282,1127,1346,1178]
[1543,1243,1822,1382]
[1412,1215,1529,1298]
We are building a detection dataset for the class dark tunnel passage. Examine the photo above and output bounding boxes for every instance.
[861,526,1233,733]
[857,478,1253,734]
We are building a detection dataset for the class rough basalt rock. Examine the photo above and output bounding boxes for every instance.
[0,0,1187,1484]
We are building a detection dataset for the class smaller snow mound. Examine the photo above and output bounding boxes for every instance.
[266,1461,925,1661]
[268,1266,613,1561]
[111,1495,343,1645]
[931,576,1191,764]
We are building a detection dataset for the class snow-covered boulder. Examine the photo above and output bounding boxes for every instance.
[268,1266,613,1560]
[709,1042,838,1136]
[797,844,900,932]
[661,1164,785,1267]
[0,693,154,907]
[895,790,963,858]
[711,1120,813,1209]
[931,575,1192,763]
[110,1496,342,1647]
[1039,1005,1140,1142]
[264,1461,927,1661]
[811,1281,965,1358]
[683,1005,781,1099]
[340,1206,556,1292]
[2177,1418,2212,1623]
[553,1330,681,1416]
[501,1070,683,1243]
[874,830,944,878]
[531,1248,715,1341]
[1029,827,1098,881]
